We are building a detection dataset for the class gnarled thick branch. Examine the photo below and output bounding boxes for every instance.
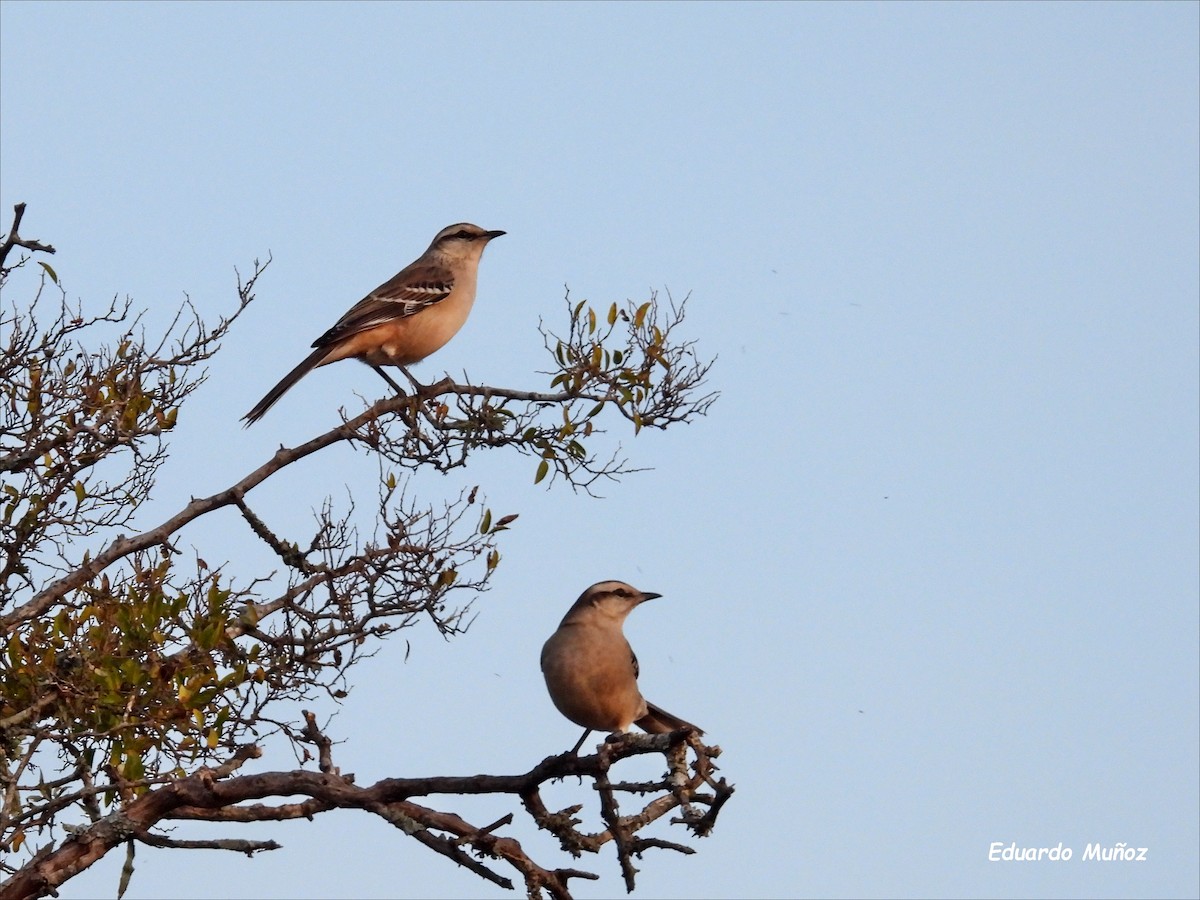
[2,730,730,900]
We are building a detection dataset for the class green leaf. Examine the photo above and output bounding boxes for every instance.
[607,302,618,326]
[534,459,549,484]
[38,261,58,284]
[123,752,145,781]
[480,509,492,534]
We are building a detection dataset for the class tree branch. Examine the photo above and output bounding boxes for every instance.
[3,732,730,900]
[0,203,55,271]
[133,831,281,856]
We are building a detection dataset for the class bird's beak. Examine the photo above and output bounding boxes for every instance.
[639,591,662,603]
[484,229,506,240]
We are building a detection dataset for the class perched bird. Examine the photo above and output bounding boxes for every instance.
[243,222,504,425]
[541,580,701,753]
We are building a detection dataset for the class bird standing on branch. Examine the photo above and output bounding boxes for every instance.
[243,222,505,425]
[541,580,702,754]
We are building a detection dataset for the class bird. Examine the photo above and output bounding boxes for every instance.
[243,222,505,425]
[541,580,701,753]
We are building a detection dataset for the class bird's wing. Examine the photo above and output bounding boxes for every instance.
[312,263,454,348]
[631,648,640,680]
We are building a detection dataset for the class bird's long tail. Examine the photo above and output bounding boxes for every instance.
[637,702,704,736]
[242,346,329,426]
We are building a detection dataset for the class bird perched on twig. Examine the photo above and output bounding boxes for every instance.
[541,580,701,753]
[243,222,504,425]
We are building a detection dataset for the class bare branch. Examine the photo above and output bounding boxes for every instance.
[2,731,730,900]
[133,832,281,856]
[0,203,56,272]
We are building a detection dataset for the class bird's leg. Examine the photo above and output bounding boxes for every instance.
[399,365,426,392]
[371,365,406,396]
[569,728,593,756]
[400,365,454,404]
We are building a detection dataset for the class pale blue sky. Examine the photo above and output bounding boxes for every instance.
[2,2,1197,898]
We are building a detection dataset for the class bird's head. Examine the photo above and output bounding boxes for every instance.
[561,580,661,626]
[428,222,505,260]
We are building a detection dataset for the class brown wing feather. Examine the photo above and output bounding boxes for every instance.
[313,263,454,349]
